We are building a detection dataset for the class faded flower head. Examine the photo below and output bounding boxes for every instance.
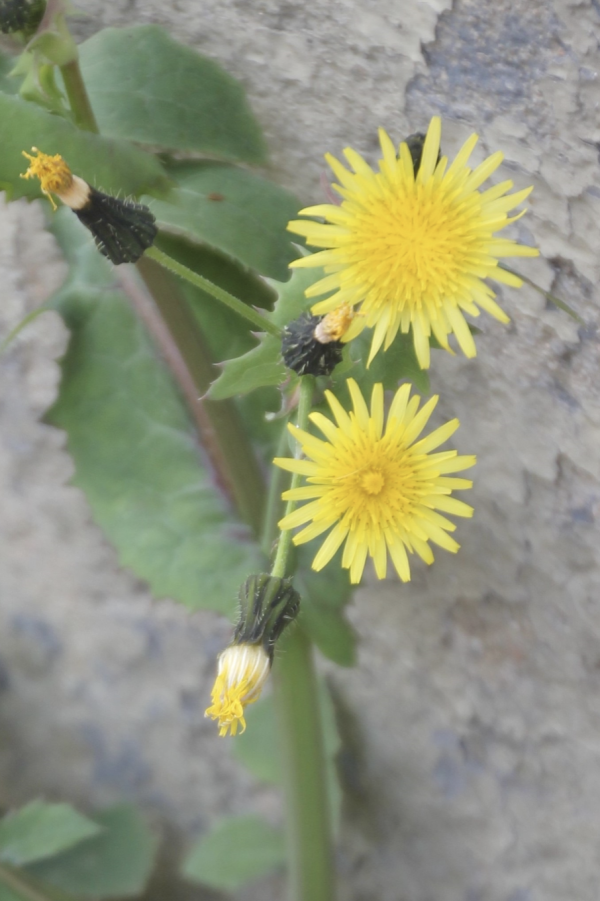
[287,116,539,369]
[281,304,354,377]
[274,378,475,584]
[21,147,157,264]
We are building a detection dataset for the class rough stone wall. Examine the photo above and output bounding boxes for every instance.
[1,1,599,900]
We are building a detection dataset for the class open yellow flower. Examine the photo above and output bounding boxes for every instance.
[274,378,475,584]
[288,117,539,369]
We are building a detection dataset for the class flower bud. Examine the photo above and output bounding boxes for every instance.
[0,0,45,36]
[205,574,300,736]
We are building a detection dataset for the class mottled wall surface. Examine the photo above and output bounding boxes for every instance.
[1,2,599,900]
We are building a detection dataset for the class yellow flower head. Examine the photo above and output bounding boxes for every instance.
[274,378,475,584]
[205,643,270,737]
[288,116,539,369]
[21,148,74,210]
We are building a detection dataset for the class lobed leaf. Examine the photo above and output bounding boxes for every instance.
[208,334,284,400]
[79,25,267,162]
[208,266,318,400]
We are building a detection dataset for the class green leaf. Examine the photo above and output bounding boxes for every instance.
[146,161,300,280]
[0,51,19,94]
[208,266,317,400]
[267,264,320,328]
[79,25,267,163]
[27,805,157,898]
[232,695,281,784]
[153,234,283,459]
[46,210,262,613]
[15,54,70,117]
[335,329,430,396]
[182,816,285,891]
[0,93,168,202]
[0,802,101,867]
[295,542,355,667]
[209,334,283,400]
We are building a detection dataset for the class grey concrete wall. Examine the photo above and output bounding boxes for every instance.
[1,2,599,900]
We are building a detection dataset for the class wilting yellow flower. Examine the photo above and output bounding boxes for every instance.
[205,643,270,737]
[21,147,76,210]
[288,116,539,369]
[274,378,475,584]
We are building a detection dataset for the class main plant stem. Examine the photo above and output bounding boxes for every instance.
[135,256,266,533]
[274,629,335,901]
[270,378,335,901]
[60,59,99,132]
[61,53,334,901]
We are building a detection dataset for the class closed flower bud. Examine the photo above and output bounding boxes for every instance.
[205,574,300,736]
[403,131,440,175]
[0,0,45,36]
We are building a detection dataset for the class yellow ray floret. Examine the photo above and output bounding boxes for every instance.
[287,117,539,369]
[205,643,270,737]
[274,378,475,585]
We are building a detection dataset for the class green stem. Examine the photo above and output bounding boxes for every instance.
[261,425,290,559]
[135,256,266,535]
[271,376,314,579]
[269,375,334,901]
[145,246,282,339]
[499,263,584,324]
[59,59,99,132]
[273,630,335,901]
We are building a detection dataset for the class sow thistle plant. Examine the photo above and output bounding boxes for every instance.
[0,3,580,900]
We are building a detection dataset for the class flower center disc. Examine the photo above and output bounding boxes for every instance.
[360,469,385,495]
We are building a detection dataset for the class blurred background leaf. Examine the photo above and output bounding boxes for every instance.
[27,805,156,898]
[0,51,19,94]
[182,815,285,892]
[0,802,101,866]
[295,542,355,667]
[234,680,342,834]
